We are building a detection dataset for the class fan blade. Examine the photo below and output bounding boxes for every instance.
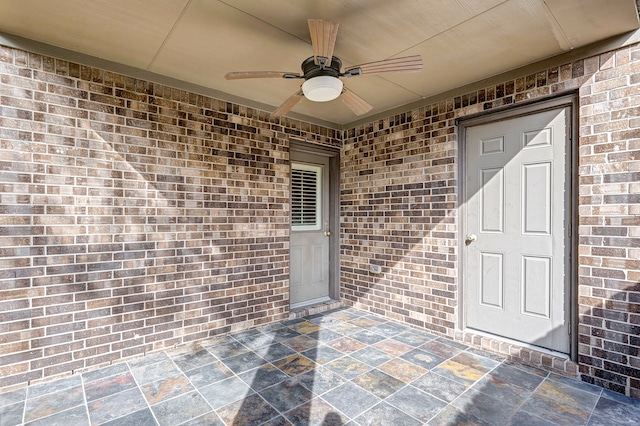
[341,87,373,116]
[271,90,304,117]
[345,55,423,75]
[225,71,299,80]
[308,19,339,66]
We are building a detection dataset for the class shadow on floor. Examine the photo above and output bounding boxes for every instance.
[2,306,640,425]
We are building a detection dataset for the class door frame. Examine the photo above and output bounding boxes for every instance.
[290,139,341,303]
[457,93,579,361]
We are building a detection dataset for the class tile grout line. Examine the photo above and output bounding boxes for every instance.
[584,388,605,426]
[80,374,91,426]
[139,357,181,426]
[20,387,27,426]
[153,350,228,425]
[266,327,344,424]
[8,307,640,425]
[207,333,286,424]
[172,355,222,426]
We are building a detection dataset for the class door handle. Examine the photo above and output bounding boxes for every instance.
[323,221,330,237]
[465,234,477,245]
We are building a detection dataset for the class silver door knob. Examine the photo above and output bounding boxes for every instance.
[465,234,477,245]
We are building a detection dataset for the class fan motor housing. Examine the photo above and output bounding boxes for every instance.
[302,56,342,80]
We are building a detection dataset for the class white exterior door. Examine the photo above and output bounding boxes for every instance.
[290,152,330,308]
[464,107,571,353]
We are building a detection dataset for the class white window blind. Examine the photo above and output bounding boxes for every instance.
[291,163,322,230]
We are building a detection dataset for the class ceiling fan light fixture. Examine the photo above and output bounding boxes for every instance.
[302,76,343,102]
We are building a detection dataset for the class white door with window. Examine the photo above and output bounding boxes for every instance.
[464,107,571,353]
[290,152,330,308]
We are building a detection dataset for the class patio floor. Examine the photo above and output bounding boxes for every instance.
[2,307,640,426]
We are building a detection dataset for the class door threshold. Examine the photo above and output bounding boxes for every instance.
[289,298,342,319]
[466,328,570,359]
[456,328,578,378]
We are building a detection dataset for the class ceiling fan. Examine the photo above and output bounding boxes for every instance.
[225,19,423,118]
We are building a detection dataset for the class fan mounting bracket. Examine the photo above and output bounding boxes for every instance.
[342,68,362,77]
[302,56,342,80]
[316,56,331,68]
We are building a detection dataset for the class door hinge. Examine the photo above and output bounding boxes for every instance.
[568,227,572,238]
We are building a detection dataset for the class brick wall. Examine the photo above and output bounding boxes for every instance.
[340,111,457,335]
[577,46,640,397]
[340,43,640,397]
[0,39,639,398]
[0,45,340,388]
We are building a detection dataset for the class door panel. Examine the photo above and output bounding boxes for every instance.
[522,255,551,317]
[480,167,504,233]
[480,252,503,308]
[522,162,551,234]
[290,152,330,308]
[465,107,570,353]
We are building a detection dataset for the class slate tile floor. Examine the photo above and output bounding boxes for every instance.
[2,307,640,425]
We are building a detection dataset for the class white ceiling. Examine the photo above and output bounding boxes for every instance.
[0,0,638,126]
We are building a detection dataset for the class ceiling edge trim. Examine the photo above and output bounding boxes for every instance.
[2,25,639,134]
[344,27,640,129]
[0,31,340,131]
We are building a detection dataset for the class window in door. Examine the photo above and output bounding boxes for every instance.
[291,163,322,231]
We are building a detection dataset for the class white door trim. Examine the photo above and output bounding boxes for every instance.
[457,94,579,360]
